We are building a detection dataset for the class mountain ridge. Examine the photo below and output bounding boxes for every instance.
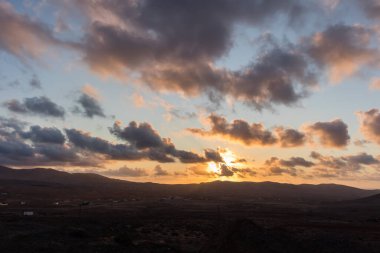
[1,165,379,202]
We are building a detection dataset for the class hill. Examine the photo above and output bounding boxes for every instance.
[0,165,378,202]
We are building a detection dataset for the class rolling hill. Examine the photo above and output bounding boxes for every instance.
[0,165,378,202]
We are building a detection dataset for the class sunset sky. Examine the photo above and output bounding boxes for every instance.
[1,0,380,188]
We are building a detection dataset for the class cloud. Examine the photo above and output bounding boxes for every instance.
[353,139,370,147]
[0,138,34,159]
[0,117,27,134]
[188,114,306,147]
[56,0,317,110]
[77,0,306,71]
[344,153,380,165]
[225,47,317,109]
[33,143,80,163]
[81,84,100,100]
[74,93,105,118]
[153,165,169,176]
[259,152,379,178]
[219,164,235,177]
[142,45,316,110]
[132,93,146,108]
[358,0,380,19]
[110,121,164,149]
[0,1,75,60]
[166,109,197,121]
[3,99,28,113]
[204,149,224,163]
[110,120,207,162]
[369,78,380,90]
[306,119,350,148]
[65,128,144,161]
[188,114,276,146]
[187,165,216,177]
[268,166,298,176]
[29,75,42,89]
[275,127,307,147]
[310,151,380,177]
[20,125,66,144]
[321,0,340,11]
[68,120,216,164]
[306,24,378,84]
[0,119,98,167]
[357,109,380,145]
[103,166,149,177]
[265,156,315,168]
[4,96,65,118]
[0,116,214,167]
[263,156,314,176]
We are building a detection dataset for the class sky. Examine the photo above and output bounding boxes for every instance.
[1,0,380,188]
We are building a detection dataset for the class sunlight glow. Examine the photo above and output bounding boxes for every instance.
[207,149,243,176]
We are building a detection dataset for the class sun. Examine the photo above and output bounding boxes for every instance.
[207,161,219,173]
[207,149,242,174]
[220,149,236,166]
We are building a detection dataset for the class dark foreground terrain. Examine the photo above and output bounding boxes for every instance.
[1,166,380,252]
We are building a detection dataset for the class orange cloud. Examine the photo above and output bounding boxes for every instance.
[0,1,77,60]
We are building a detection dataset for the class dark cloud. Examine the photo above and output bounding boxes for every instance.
[266,156,315,168]
[0,117,27,133]
[103,166,149,177]
[0,116,215,167]
[142,45,316,110]
[280,157,315,167]
[77,0,306,70]
[236,168,257,177]
[263,156,313,176]
[188,114,305,147]
[358,0,380,19]
[344,153,380,166]
[168,109,197,121]
[74,93,105,118]
[110,121,164,149]
[170,149,207,164]
[21,126,65,144]
[57,0,317,109]
[65,128,144,161]
[219,164,234,177]
[188,114,277,146]
[34,143,80,163]
[110,121,209,163]
[310,151,379,175]
[269,166,298,176]
[0,118,65,145]
[204,149,224,163]
[275,127,306,147]
[0,138,34,159]
[306,24,378,83]
[0,119,97,167]
[226,47,317,109]
[29,75,42,89]
[67,121,215,164]
[3,99,28,113]
[4,96,65,118]
[0,117,212,166]
[357,109,380,145]
[153,165,170,176]
[306,119,350,148]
